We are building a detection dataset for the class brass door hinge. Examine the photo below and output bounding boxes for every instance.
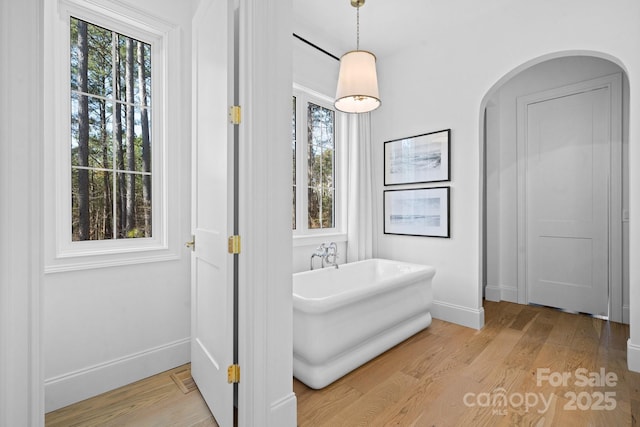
[227,364,240,384]
[228,235,241,254]
[229,105,241,125]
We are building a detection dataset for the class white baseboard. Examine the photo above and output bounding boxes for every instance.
[484,286,501,302]
[483,285,517,303]
[432,300,485,330]
[500,286,518,303]
[269,392,297,426]
[623,305,630,324]
[628,340,640,373]
[45,337,190,413]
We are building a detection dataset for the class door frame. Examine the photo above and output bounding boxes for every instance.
[0,0,45,425]
[516,73,623,321]
[236,1,297,425]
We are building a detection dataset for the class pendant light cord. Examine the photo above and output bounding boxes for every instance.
[356,5,360,50]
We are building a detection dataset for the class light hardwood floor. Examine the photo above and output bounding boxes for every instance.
[45,365,218,427]
[47,301,640,426]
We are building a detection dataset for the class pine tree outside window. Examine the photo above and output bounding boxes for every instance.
[45,2,178,271]
[70,17,152,241]
[292,87,344,237]
[306,102,335,230]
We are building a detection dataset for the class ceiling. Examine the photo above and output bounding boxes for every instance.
[292,0,425,59]
[293,0,519,60]
[292,0,466,59]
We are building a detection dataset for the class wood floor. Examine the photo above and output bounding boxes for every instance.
[295,301,639,426]
[46,301,640,426]
[45,365,218,427]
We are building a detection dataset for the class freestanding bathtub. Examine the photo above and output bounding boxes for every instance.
[293,258,435,389]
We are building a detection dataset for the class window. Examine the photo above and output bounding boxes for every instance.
[44,1,180,271]
[292,87,343,237]
[70,17,152,241]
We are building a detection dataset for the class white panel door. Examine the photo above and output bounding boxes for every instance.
[526,87,610,316]
[191,0,235,425]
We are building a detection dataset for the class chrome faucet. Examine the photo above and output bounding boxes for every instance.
[326,242,339,269]
[309,242,339,270]
[310,243,327,270]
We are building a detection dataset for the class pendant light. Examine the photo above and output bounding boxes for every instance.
[334,0,381,113]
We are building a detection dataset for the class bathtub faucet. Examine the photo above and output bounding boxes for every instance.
[310,243,327,270]
[310,242,339,270]
[326,242,339,269]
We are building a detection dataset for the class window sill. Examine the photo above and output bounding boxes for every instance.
[292,232,347,248]
[44,244,181,274]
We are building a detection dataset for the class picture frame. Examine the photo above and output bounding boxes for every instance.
[384,129,450,185]
[384,187,450,238]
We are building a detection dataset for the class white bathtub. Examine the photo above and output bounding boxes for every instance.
[293,258,435,389]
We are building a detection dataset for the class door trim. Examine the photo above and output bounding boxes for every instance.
[516,73,623,321]
[237,1,297,425]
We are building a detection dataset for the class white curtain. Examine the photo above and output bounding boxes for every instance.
[346,112,374,262]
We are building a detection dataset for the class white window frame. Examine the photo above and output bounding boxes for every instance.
[292,84,347,246]
[44,0,181,272]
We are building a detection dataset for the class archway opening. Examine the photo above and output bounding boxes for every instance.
[480,54,630,323]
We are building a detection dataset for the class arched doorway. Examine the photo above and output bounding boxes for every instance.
[480,54,629,323]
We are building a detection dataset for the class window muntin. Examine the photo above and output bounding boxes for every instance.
[306,102,335,229]
[45,1,178,271]
[70,17,152,241]
[292,96,297,229]
[292,88,341,236]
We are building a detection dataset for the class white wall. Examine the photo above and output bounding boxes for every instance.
[484,102,500,300]
[293,36,339,98]
[43,0,194,411]
[484,56,629,323]
[372,0,640,343]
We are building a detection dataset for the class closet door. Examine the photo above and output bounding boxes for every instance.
[525,85,610,316]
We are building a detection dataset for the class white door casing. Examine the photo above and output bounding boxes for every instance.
[517,73,623,319]
[191,0,235,425]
